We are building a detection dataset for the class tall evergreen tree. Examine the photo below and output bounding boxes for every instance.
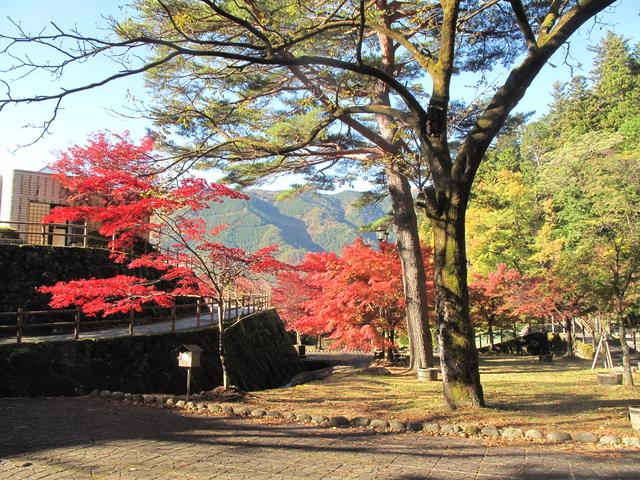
[590,32,640,132]
[537,133,640,385]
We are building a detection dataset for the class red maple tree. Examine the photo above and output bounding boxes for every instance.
[39,132,286,388]
[470,263,588,355]
[273,239,433,358]
[271,268,325,344]
[469,264,521,351]
[509,274,588,355]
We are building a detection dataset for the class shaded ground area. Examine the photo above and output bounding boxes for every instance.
[302,351,375,369]
[246,354,640,436]
[1,397,639,479]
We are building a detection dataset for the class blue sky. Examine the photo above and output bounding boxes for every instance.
[0,1,638,186]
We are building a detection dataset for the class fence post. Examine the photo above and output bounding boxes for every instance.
[234,297,239,320]
[75,306,81,339]
[16,308,23,344]
[83,220,88,247]
[196,298,201,327]
[41,224,46,245]
[129,309,134,336]
[171,305,176,333]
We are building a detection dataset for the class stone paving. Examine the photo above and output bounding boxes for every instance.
[1,398,639,479]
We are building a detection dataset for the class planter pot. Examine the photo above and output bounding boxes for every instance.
[597,372,623,385]
[539,353,553,362]
[630,407,640,431]
[417,367,440,382]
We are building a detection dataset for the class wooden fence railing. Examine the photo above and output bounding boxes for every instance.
[0,293,271,344]
[0,220,109,248]
[0,219,215,260]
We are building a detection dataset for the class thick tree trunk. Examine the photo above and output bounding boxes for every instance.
[564,318,574,357]
[618,311,634,386]
[488,321,495,351]
[217,299,230,388]
[431,198,484,409]
[387,167,433,370]
[374,12,432,371]
[384,330,392,363]
[384,329,397,363]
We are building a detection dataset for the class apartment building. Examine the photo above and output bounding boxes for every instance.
[0,168,84,246]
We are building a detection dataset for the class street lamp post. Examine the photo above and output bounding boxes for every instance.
[374,225,391,362]
[374,226,389,243]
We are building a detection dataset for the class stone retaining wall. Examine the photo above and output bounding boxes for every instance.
[0,245,125,312]
[0,309,303,396]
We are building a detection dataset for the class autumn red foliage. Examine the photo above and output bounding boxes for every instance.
[40,133,284,310]
[273,239,433,354]
[468,264,521,350]
[38,133,287,387]
[508,273,588,354]
[470,264,588,353]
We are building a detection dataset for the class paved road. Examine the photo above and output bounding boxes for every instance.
[1,398,639,479]
[0,307,255,345]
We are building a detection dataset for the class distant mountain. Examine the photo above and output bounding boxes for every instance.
[199,189,389,263]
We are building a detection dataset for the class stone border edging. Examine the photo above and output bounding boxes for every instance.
[89,389,640,448]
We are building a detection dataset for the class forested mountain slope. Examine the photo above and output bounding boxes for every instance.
[199,189,388,262]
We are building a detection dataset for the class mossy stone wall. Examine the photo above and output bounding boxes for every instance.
[0,309,302,396]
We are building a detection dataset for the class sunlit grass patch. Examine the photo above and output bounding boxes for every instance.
[245,355,640,435]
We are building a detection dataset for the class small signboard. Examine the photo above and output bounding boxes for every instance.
[176,344,203,400]
[177,344,203,368]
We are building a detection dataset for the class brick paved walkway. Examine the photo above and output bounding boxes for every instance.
[1,398,639,479]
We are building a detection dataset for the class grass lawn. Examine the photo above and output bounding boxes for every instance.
[244,355,640,436]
